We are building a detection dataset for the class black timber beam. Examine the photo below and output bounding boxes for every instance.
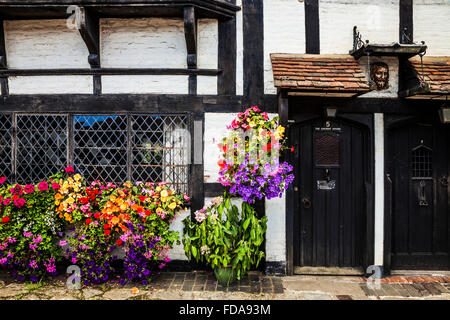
[304,0,320,54]
[0,1,241,21]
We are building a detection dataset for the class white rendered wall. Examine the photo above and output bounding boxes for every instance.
[265,194,286,263]
[167,209,191,261]
[101,75,188,94]
[8,76,93,94]
[4,19,92,94]
[320,0,399,54]
[374,113,384,267]
[264,0,306,94]
[204,113,238,183]
[197,19,218,95]
[414,0,450,56]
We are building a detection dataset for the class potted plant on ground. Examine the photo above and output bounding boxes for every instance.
[182,195,266,285]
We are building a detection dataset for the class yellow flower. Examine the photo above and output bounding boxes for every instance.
[74,174,82,181]
[168,202,177,210]
[249,121,256,128]
[55,200,60,206]
[156,187,161,192]
[277,126,285,135]
[66,197,74,204]
[160,190,168,198]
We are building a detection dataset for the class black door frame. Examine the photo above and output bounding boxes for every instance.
[384,113,450,273]
[283,103,375,275]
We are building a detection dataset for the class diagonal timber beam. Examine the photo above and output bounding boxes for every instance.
[77,7,100,68]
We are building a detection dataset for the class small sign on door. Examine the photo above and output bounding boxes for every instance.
[317,180,336,190]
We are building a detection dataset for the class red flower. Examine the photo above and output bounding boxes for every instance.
[116,239,123,246]
[94,212,101,219]
[85,219,92,225]
[1,216,9,223]
[104,224,111,230]
[104,230,111,236]
[145,210,151,216]
[291,146,295,152]
[79,197,89,205]
[262,143,272,152]
[139,196,146,202]
[218,159,226,170]
[65,166,74,173]
[0,177,6,184]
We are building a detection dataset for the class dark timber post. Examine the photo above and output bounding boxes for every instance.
[184,6,197,95]
[218,0,237,95]
[399,0,413,44]
[0,19,8,96]
[305,0,320,54]
[243,0,264,108]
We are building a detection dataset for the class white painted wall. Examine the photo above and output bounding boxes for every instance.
[204,113,238,183]
[264,0,306,94]
[101,18,186,68]
[4,19,92,94]
[8,76,93,94]
[4,19,89,69]
[374,113,384,267]
[101,75,188,94]
[414,0,450,56]
[265,194,286,262]
[320,0,399,54]
[167,209,191,261]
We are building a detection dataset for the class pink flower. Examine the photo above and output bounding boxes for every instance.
[0,258,7,265]
[23,231,32,238]
[262,112,269,120]
[51,183,60,190]
[3,198,11,206]
[13,198,26,208]
[59,240,67,246]
[65,166,74,173]
[251,106,260,112]
[24,184,34,194]
[29,243,38,250]
[0,177,6,184]
[38,181,48,191]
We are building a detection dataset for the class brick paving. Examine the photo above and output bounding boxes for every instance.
[150,271,284,294]
[1,270,450,300]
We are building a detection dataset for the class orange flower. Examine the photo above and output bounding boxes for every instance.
[111,216,120,225]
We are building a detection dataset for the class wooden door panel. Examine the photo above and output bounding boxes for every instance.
[390,123,450,269]
[295,119,366,269]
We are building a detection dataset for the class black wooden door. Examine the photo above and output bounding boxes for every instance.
[293,119,366,269]
[389,122,449,269]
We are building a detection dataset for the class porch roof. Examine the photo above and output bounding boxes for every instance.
[407,56,450,98]
[270,53,371,97]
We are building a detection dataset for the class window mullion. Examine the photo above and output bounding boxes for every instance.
[127,114,132,182]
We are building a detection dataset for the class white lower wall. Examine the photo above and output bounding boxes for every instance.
[8,76,93,94]
[167,209,191,261]
[101,75,189,94]
[265,194,286,263]
[204,113,238,183]
[197,76,218,95]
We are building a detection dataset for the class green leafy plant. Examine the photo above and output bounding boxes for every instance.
[182,194,267,280]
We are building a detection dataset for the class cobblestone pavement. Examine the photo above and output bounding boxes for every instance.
[1,271,450,300]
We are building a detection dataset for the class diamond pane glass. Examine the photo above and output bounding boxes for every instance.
[16,114,68,184]
[0,114,12,181]
[73,115,128,184]
[131,114,189,193]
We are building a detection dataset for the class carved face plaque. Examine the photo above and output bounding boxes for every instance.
[370,62,389,91]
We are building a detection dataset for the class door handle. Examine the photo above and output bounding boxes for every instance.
[418,180,428,206]
[440,176,448,187]
[302,197,312,209]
